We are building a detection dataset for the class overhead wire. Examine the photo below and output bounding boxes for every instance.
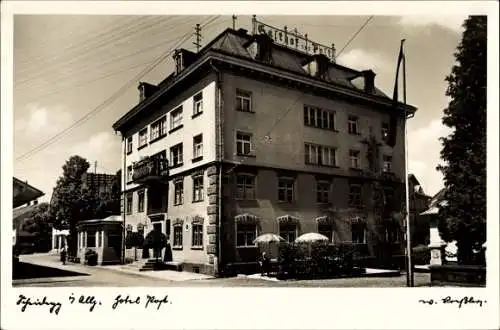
[336,16,374,58]
[15,15,220,162]
[15,16,176,85]
[17,16,203,93]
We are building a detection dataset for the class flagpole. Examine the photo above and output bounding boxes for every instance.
[401,40,414,287]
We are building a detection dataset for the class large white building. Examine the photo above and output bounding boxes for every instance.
[112,20,416,275]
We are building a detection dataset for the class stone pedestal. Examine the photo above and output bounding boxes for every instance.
[428,226,446,266]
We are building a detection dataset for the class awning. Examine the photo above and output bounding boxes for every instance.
[235,213,259,224]
[276,215,300,224]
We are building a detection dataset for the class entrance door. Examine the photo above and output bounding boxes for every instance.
[153,223,162,232]
[108,230,122,262]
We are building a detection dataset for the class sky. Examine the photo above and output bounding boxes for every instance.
[12,14,466,203]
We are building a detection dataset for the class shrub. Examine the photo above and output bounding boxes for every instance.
[125,231,144,249]
[144,230,167,262]
[412,245,430,265]
[84,249,98,266]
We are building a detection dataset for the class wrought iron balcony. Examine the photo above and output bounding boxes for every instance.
[132,156,168,184]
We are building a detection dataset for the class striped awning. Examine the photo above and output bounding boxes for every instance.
[315,215,334,225]
[276,215,300,224]
[234,213,259,224]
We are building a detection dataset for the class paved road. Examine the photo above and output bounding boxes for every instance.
[14,254,431,287]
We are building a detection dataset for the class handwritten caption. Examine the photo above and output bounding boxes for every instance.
[419,296,486,308]
[16,293,172,315]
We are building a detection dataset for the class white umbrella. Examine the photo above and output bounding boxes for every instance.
[253,233,285,244]
[295,233,329,243]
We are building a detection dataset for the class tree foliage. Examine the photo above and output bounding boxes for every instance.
[50,155,121,254]
[436,16,487,264]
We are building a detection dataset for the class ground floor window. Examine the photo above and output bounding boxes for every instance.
[173,225,183,248]
[351,222,366,244]
[192,224,203,248]
[385,226,400,243]
[236,223,257,247]
[318,224,334,243]
[280,224,297,243]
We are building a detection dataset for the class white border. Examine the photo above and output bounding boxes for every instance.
[1,2,499,330]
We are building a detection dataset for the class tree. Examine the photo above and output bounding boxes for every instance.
[437,16,486,264]
[50,155,91,254]
[21,203,54,252]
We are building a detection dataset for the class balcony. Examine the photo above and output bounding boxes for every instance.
[132,156,169,185]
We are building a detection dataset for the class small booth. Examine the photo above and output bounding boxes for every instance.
[76,215,123,265]
[51,228,70,253]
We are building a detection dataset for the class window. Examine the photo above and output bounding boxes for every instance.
[236,132,252,156]
[192,224,203,248]
[236,224,257,247]
[87,230,96,248]
[279,224,297,243]
[138,128,148,148]
[303,106,336,130]
[173,225,183,248]
[348,115,359,134]
[170,106,183,131]
[174,180,184,205]
[351,222,366,244]
[137,190,145,213]
[349,183,362,207]
[385,226,400,243]
[193,175,204,202]
[318,224,334,243]
[193,92,203,116]
[278,178,295,203]
[126,193,133,214]
[316,181,330,203]
[150,116,167,141]
[349,149,360,169]
[236,89,252,112]
[383,155,393,173]
[305,144,337,167]
[170,143,183,167]
[127,166,133,182]
[193,134,203,160]
[235,174,256,200]
[126,137,133,154]
[382,122,390,142]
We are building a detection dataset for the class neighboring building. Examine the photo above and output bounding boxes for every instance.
[408,174,432,246]
[82,172,116,195]
[12,177,44,251]
[112,21,417,275]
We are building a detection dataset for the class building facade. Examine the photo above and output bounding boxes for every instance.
[112,26,417,275]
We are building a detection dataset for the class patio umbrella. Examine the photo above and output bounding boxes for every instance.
[253,233,285,244]
[295,233,329,243]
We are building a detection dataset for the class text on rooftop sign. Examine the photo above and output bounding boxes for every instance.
[253,19,336,61]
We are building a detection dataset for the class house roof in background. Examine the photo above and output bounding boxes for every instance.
[13,177,44,208]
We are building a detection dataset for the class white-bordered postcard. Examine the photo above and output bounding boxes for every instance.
[1,1,499,329]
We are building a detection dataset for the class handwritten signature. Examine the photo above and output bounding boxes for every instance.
[419,296,486,308]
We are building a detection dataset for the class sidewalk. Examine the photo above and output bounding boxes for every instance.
[19,253,214,282]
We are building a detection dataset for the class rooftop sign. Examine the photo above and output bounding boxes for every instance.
[252,16,336,62]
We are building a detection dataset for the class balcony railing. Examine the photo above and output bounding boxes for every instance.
[132,157,169,184]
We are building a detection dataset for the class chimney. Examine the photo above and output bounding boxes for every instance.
[362,70,376,93]
[237,28,248,36]
[255,33,273,63]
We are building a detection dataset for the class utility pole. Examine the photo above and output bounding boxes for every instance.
[193,24,202,52]
[232,15,237,29]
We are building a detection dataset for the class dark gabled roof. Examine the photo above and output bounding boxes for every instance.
[113,28,413,132]
[13,177,44,208]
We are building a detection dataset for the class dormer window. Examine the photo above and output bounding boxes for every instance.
[302,54,329,80]
[174,50,184,75]
[173,49,197,75]
[245,33,273,63]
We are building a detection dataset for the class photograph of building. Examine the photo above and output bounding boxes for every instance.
[112,18,416,275]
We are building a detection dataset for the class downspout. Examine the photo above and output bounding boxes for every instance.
[210,60,223,275]
[121,133,127,264]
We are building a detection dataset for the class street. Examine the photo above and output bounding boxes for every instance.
[13,253,431,287]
